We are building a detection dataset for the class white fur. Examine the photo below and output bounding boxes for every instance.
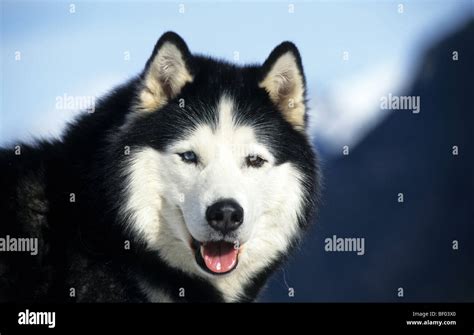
[120,148,163,247]
[122,95,306,301]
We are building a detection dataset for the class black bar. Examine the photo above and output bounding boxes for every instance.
[0,303,472,334]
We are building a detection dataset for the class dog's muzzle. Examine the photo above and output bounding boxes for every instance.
[191,199,244,275]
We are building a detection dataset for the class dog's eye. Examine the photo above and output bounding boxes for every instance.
[178,151,198,164]
[245,154,267,168]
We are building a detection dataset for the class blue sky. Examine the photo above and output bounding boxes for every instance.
[1,0,471,151]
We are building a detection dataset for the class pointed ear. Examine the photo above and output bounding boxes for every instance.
[134,32,193,113]
[259,42,306,131]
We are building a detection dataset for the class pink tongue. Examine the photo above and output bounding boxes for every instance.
[202,241,239,273]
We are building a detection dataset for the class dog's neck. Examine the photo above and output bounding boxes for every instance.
[134,247,265,302]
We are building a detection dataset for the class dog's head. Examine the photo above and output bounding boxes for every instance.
[117,32,318,298]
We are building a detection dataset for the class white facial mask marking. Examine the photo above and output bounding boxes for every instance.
[124,94,307,301]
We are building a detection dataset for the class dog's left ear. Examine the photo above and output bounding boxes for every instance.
[135,32,193,112]
[259,42,306,131]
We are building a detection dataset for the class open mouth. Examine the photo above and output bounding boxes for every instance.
[191,238,240,275]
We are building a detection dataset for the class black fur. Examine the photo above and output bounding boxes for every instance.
[0,32,320,302]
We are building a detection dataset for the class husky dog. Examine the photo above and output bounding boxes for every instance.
[0,32,320,302]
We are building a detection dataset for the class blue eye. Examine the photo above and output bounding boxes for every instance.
[179,151,198,164]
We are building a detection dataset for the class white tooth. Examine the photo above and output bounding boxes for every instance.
[216,262,221,271]
[200,245,205,258]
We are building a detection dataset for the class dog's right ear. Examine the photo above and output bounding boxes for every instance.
[134,32,193,113]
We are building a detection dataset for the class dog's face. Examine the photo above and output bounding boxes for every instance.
[118,32,317,298]
[162,98,277,266]
[154,95,305,276]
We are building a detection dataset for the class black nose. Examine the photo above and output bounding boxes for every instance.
[206,199,244,234]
